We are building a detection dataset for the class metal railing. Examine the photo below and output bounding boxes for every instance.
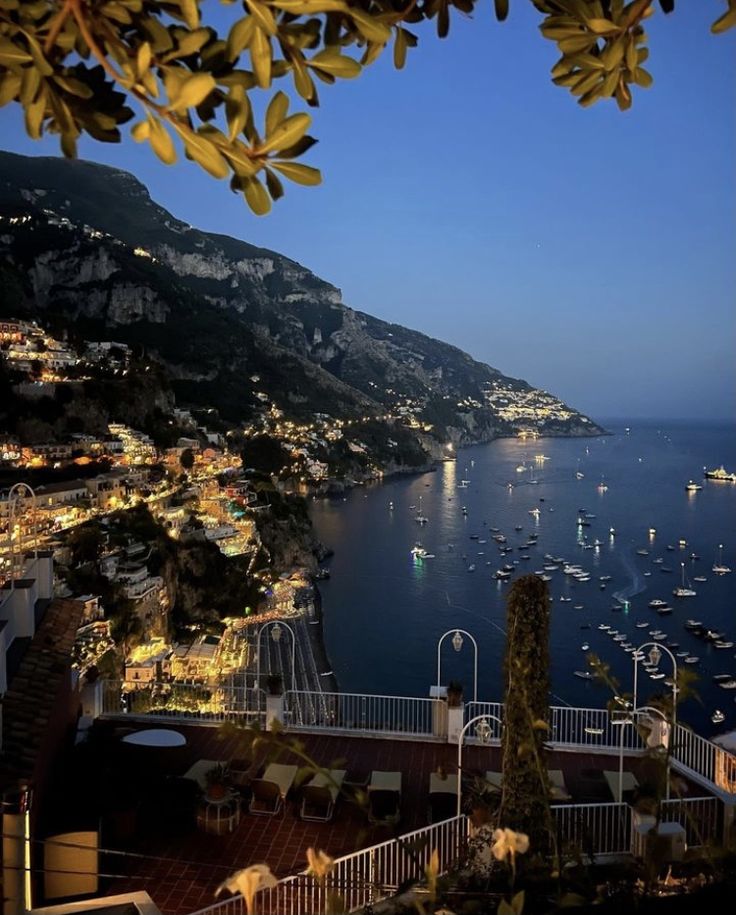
[100,680,266,724]
[660,796,722,848]
[190,815,469,915]
[553,802,632,857]
[98,682,736,799]
[283,690,445,739]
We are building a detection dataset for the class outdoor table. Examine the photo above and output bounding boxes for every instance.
[121,729,186,748]
[429,772,458,795]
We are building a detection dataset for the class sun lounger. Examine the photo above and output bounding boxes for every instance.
[604,769,639,801]
[548,769,572,801]
[300,769,347,821]
[368,771,402,825]
[486,769,571,800]
[183,759,228,791]
[429,772,459,823]
[249,763,298,816]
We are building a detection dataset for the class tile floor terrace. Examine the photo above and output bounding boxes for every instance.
[37,721,707,915]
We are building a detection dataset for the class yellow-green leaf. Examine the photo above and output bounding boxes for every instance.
[308,48,361,78]
[24,31,53,75]
[245,0,277,37]
[170,72,216,111]
[226,84,250,141]
[393,27,407,70]
[711,6,736,34]
[0,36,32,65]
[350,10,391,44]
[52,74,94,99]
[149,118,177,164]
[601,39,625,71]
[24,90,46,139]
[179,0,200,29]
[182,130,230,179]
[265,90,289,136]
[585,17,620,35]
[0,73,22,107]
[250,27,272,89]
[243,177,271,215]
[272,0,348,12]
[271,160,321,186]
[137,42,152,76]
[258,112,310,154]
[131,120,151,142]
[633,66,653,88]
[227,16,255,61]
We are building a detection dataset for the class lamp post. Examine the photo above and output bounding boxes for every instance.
[456,713,503,817]
[632,641,678,732]
[255,620,297,691]
[436,629,479,703]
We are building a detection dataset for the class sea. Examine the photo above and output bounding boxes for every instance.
[311,420,736,738]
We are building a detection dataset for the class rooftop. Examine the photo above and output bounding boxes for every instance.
[38,720,714,915]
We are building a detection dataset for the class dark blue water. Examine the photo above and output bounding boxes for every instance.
[311,421,736,737]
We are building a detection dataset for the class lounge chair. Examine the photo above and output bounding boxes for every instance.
[300,769,347,821]
[249,763,298,816]
[548,769,572,801]
[428,772,458,823]
[182,759,228,791]
[368,771,402,825]
[604,769,639,801]
[484,771,503,791]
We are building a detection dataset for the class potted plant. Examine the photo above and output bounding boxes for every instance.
[463,774,500,827]
[266,673,284,696]
[204,763,230,801]
[446,680,464,708]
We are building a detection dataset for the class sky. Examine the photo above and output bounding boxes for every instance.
[1,3,734,422]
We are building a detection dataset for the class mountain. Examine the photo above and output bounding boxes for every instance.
[0,151,602,448]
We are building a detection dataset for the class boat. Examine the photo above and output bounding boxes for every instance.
[714,641,735,649]
[685,619,703,630]
[684,656,699,664]
[494,570,511,580]
[686,480,703,491]
[649,599,670,609]
[600,575,612,582]
[656,605,673,616]
[673,565,696,598]
[574,670,594,680]
[516,464,527,473]
[529,508,541,517]
[713,674,735,682]
[388,501,394,510]
[410,545,434,560]
[467,564,476,572]
[693,576,708,583]
[581,643,590,651]
[650,672,665,680]
[636,549,649,557]
[415,496,429,525]
[713,544,732,575]
[705,465,736,482]
[711,710,726,724]
[636,622,649,629]
[560,596,572,603]
[718,680,736,690]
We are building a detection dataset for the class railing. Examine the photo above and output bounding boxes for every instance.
[284,690,445,739]
[552,802,632,857]
[190,815,469,915]
[100,680,266,724]
[660,796,722,848]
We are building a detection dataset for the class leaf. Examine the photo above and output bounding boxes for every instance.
[350,9,391,44]
[243,177,271,215]
[24,31,53,75]
[149,118,177,164]
[557,34,596,54]
[170,72,216,110]
[226,84,250,141]
[0,73,22,107]
[131,120,151,141]
[272,0,349,11]
[271,160,321,185]
[393,27,407,70]
[585,18,620,35]
[512,890,525,915]
[0,36,32,65]
[498,901,515,915]
[601,38,626,71]
[52,75,94,98]
[245,0,277,37]
[24,90,46,139]
[308,48,361,78]
[264,167,284,201]
[182,130,230,178]
[227,16,255,61]
[259,112,310,154]
[137,42,152,76]
[265,90,289,136]
[711,6,736,34]
[250,27,272,88]
[633,66,653,87]
[178,0,200,29]
[494,0,510,21]
[615,78,632,111]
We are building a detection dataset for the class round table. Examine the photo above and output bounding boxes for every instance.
[121,729,187,747]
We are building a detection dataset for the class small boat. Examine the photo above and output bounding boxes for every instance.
[599,575,612,582]
[686,480,703,491]
[684,656,699,664]
[693,576,707,583]
[467,564,476,572]
[649,599,670,609]
[573,604,584,610]
[714,641,735,649]
[636,622,649,629]
[494,570,511,580]
[576,471,585,479]
[574,670,594,680]
[516,464,527,472]
[673,565,696,598]
[650,672,666,680]
[643,572,652,577]
[711,710,726,724]
[656,605,673,616]
[415,497,429,525]
[713,545,732,575]
[704,465,736,482]
[684,619,703,630]
[388,501,394,510]
[581,643,590,651]
[718,680,736,690]
[636,549,649,557]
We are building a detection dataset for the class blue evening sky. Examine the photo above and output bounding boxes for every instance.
[1,3,734,422]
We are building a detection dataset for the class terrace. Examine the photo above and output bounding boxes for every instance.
[28,683,736,915]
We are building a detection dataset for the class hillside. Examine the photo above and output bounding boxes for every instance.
[0,151,602,445]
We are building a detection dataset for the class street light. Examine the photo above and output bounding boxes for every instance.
[457,713,503,817]
[436,629,479,703]
[255,620,297,692]
[632,641,678,731]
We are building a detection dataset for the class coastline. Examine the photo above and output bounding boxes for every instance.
[306,583,338,694]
